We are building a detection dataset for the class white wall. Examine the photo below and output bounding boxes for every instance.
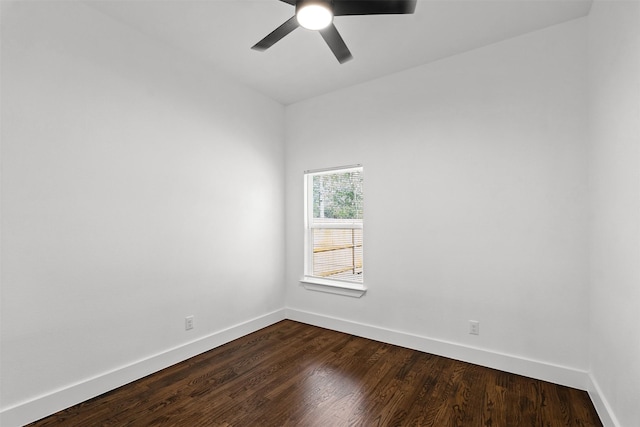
[0,0,285,420]
[588,1,640,426]
[3,1,638,425]
[285,18,590,379]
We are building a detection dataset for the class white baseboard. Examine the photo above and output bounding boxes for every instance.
[0,309,286,427]
[587,374,621,427]
[285,308,590,390]
[3,308,617,427]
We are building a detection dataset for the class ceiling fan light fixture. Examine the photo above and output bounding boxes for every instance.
[252,0,417,64]
[296,1,333,30]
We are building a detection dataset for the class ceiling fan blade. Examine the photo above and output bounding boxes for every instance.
[252,16,299,51]
[333,0,417,16]
[278,0,296,5]
[319,24,353,64]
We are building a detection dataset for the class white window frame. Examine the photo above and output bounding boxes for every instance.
[300,165,366,298]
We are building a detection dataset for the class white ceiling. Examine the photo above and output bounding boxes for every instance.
[84,0,592,105]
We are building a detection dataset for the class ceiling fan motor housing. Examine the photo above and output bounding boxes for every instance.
[296,0,334,14]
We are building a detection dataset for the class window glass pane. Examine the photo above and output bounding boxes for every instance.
[313,170,363,220]
[312,228,363,282]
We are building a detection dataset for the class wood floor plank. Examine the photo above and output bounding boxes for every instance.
[27,320,602,427]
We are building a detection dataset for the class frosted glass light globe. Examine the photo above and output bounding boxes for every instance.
[296,3,333,30]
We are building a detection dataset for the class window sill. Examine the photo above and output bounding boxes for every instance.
[300,276,367,298]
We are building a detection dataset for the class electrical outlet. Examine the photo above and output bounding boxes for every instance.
[469,320,480,335]
[185,315,194,331]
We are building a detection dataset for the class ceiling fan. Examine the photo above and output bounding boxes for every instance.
[251,0,417,64]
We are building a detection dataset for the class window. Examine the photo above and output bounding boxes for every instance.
[302,165,365,297]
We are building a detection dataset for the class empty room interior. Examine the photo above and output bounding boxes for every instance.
[1,0,639,426]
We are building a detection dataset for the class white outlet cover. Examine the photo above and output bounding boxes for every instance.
[185,316,194,330]
[469,320,480,335]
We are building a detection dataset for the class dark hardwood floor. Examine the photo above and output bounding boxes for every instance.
[28,320,602,426]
